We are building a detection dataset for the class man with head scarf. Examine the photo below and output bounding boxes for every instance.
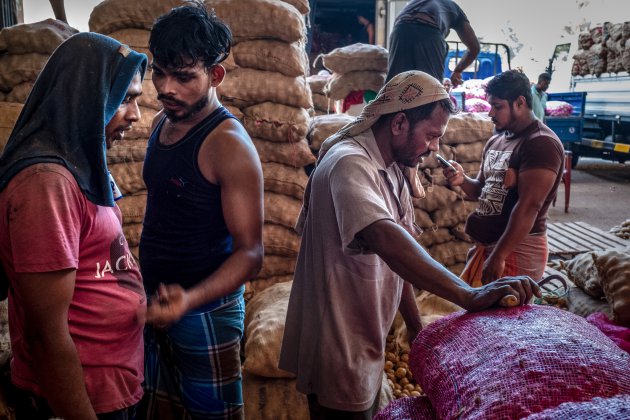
[0,33,147,419]
[279,71,541,419]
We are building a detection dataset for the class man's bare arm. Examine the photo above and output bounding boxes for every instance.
[357,219,539,309]
[17,269,97,420]
[451,22,480,86]
[444,160,484,199]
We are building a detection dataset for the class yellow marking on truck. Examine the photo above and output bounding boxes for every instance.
[614,143,630,153]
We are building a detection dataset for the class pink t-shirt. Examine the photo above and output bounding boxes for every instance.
[0,163,146,413]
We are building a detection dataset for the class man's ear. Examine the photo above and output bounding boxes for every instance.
[391,112,408,135]
[210,64,226,87]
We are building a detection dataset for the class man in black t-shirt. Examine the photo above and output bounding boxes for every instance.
[386,0,480,85]
[443,70,564,285]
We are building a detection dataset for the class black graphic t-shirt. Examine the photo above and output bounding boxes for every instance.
[465,120,564,245]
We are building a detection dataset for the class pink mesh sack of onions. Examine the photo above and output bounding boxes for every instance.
[545,100,574,116]
[406,305,630,419]
[464,88,487,101]
[464,98,491,113]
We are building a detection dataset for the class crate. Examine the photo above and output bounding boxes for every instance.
[545,116,583,142]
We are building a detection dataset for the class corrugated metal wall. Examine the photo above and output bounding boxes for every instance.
[1,0,18,29]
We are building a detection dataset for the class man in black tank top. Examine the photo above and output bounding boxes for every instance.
[138,3,264,418]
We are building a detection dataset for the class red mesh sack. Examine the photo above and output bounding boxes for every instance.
[409,305,630,419]
[523,394,630,419]
[374,395,436,420]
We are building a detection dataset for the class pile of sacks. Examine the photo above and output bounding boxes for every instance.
[0,19,78,150]
[454,77,493,113]
[307,73,332,116]
[317,43,388,106]
[416,112,493,274]
[89,0,176,258]
[572,21,630,76]
[207,0,314,299]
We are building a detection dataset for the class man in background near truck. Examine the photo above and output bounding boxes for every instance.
[280,70,540,420]
[0,32,147,419]
[444,70,564,286]
[139,2,264,418]
[386,0,480,86]
[531,72,551,120]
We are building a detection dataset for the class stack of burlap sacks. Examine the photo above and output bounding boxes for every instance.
[307,73,332,115]
[318,43,388,103]
[204,0,314,300]
[572,21,630,77]
[89,0,182,258]
[0,19,78,150]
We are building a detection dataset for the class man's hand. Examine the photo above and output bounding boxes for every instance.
[146,283,190,328]
[464,276,541,312]
[481,253,506,285]
[450,71,464,87]
[443,160,465,186]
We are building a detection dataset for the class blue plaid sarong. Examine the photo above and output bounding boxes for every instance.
[141,289,245,420]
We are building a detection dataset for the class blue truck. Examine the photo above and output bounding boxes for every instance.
[444,41,512,81]
[545,74,630,167]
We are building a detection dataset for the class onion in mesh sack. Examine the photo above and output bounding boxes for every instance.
[464,88,487,101]
[464,98,491,113]
[545,100,574,117]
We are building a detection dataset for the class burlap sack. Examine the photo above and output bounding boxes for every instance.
[413,208,434,230]
[253,138,315,168]
[623,39,630,72]
[319,43,388,74]
[450,222,471,242]
[586,44,607,76]
[323,70,386,101]
[566,286,611,319]
[0,19,78,55]
[264,192,302,229]
[0,102,22,152]
[233,40,308,78]
[419,227,453,248]
[452,141,485,163]
[312,93,332,112]
[307,74,331,95]
[245,275,293,297]
[89,0,181,34]
[225,105,243,120]
[0,53,49,92]
[307,113,354,150]
[207,0,306,44]
[243,281,294,378]
[117,191,148,224]
[219,68,312,109]
[2,82,33,104]
[431,200,475,228]
[258,255,297,279]
[262,162,308,200]
[107,139,148,164]
[127,106,158,139]
[242,102,309,143]
[412,185,459,213]
[565,252,603,299]
[278,0,309,15]
[595,249,630,326]
[109,161,145,195]
[123,222,143,247]
[107,28,150,49]
[242,373,308,419]
[264,223,300,257]
[578,32,594,50]
[428,241,470,266]
[441,112,494,145]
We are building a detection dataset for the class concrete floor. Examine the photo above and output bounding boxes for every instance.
[547,158,630,232]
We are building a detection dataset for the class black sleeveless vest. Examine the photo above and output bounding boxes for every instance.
[140,106,237,293]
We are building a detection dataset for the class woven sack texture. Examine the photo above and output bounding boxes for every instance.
[109,161,145,195]
[263,224,300,257]
[107,139,149,164]
[261,162,308,200]
[206,0,305,44]
[0,53,49,92]
[116,192,147,225]
[252,138,314,168]
[320,43,388,74]
[242,102,309,143]
[374,395,436,420]
[89,0,180,34]
[523,394,630,419]
[0,19,77,54]
[410,305,630,419]
[440,112,494,145]
[264,192,302,229]
[307,113,353,150]
[234,40,308,78]
[323,70,386,101]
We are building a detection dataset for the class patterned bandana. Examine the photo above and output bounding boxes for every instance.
[319,70,450,198]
